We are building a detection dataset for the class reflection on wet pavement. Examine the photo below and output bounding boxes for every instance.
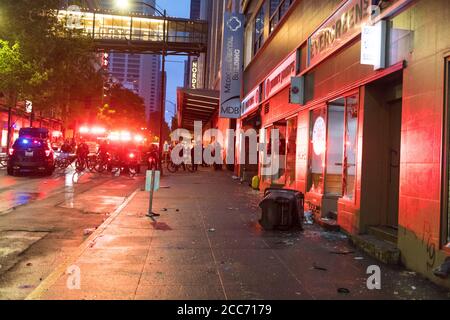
[58,195,125,214]
[0,169,99,214]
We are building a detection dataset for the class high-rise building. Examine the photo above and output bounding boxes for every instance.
[89,0,162,123]
[190,0,201,20]
[183,0,209,90]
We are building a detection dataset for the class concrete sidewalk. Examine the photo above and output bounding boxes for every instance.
[28,168,450,300]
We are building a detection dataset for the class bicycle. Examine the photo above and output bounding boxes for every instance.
[55,152,75,171]
[167,159,196,173]
[75,155,90,173]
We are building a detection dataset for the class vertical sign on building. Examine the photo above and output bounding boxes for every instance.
[191,59,199,89]
[220,12,244,119]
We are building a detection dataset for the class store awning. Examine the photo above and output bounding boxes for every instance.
[177,88,220,131]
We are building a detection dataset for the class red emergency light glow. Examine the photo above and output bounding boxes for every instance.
[79,127,90,134]
[91,127,106,135]
[134,135,144,143]
[52,131,63,138]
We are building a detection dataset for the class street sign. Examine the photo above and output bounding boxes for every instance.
[25,100,33,113]
[145,170,160,192]
[219,12,244,119]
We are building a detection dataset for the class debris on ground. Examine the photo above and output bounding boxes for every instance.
[227,207,239,211]
[232,176,240,180]
[26,262,32,267]
[313,264,328,271]
[276,240,295,246]
[354,257,364,260]
[83,228,96,236]
[208,228,216,232]
[304,211,314,225]
[330,250,355,255]
[337,288,350,294]
[433,258,450,279]
[18,285,34,289]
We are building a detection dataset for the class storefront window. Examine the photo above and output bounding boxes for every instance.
[271,122,286,185]
[262,123,287,185]
[344,95,359,200]
[261,126,272,182]
[285,117,297,187]
[308,107,327,194]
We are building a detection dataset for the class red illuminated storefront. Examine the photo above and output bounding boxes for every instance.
[238,0,450,287]
[0,103,63,153]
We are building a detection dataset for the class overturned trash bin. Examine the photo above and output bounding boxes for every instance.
[259,188,304,231]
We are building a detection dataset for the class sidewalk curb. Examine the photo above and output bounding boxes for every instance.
[25,188,141,300]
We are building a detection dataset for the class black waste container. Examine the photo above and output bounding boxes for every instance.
[259,188,304,231]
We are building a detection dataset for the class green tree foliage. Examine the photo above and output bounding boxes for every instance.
[0,40,47,105]
[98,84,146,130]
[0,0,103,120]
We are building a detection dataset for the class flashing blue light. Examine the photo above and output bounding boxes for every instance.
[22,139,29,145]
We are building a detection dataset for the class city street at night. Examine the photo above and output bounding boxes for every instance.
[1,0,450,311]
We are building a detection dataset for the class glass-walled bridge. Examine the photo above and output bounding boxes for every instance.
[58,9,208,55]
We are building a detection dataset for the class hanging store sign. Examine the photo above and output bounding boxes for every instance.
[241,86,260,116]
[290,76,305,105]
[361,20,387,70]
[220,12,245,119]
[264,52,296,101]
[190,59,199,89]
[308,0,408,69]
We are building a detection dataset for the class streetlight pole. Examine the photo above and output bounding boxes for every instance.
[115,0,167,175]
[158,9,167,176]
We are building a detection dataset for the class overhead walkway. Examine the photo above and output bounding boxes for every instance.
[57,9,208,55]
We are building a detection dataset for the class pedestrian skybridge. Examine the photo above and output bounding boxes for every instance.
[57,9,208,55]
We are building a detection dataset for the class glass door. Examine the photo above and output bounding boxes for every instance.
[308,106,327,194]
[285,116,298,187]
[343,94,359,200]
[325,99,345,196]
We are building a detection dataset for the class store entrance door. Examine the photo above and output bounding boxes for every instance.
[362,72,403,241]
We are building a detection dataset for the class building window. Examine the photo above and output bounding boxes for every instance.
[253,4,265,56]
[269,0,293,34]
[307,93,359,197]
[443,57,450,248]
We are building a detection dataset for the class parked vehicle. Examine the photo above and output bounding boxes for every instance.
[7,137,55,176]
[19,127,49,140]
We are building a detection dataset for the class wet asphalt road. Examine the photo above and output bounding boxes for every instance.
[0,166,143,299]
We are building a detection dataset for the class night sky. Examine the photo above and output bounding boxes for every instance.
[156,0,191,125]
